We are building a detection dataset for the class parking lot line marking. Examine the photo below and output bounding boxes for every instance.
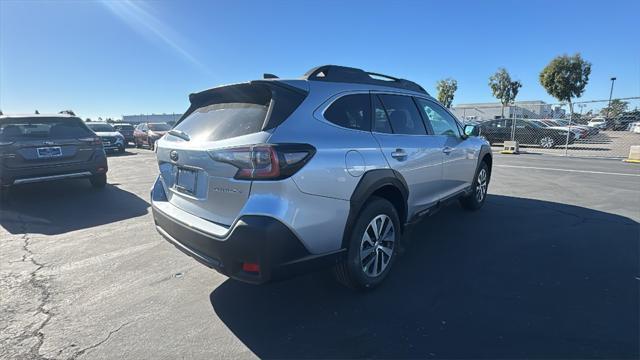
[495,165,640,177]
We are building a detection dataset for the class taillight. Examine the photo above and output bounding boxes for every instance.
[209,144,315,180]
[78,136,102,146]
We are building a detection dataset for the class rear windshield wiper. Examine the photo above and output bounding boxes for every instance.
[168,129,190,141]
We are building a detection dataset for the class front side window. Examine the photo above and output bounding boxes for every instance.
[376,94,427,135]
[415,98,460,137]
[324,94,371,131]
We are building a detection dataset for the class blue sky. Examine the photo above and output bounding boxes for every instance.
[1,0,638,119]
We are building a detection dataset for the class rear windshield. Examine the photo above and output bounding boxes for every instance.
[148,123,171,131]
[0,117,91,141]
[87,123,115,132]
[175,103,268,142]
[175,82,307,142]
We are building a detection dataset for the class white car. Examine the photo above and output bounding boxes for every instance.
[588,118,607,129]
[532,120,584,139]
[628,121,640,134]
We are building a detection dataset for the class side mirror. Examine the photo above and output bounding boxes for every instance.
[464,124,480,137]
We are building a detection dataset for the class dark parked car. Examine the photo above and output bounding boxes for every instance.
[479,118,576,148]
[133,122,171,149]
[0,114,108,198]
[86,122,126,153]
[112,123,135,145]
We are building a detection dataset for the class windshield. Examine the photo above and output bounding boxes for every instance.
[0,117,91,140]
[148,123,171,131]
[87,123,115,132]
[114,125,134,130]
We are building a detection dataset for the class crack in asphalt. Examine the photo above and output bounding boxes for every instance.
[8,215,55,360]
[67,321,132,360]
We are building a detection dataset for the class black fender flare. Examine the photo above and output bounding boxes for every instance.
[476,144,493,179]
[341,169,409,249]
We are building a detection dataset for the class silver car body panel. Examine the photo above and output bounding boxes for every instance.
[153,77,489,256]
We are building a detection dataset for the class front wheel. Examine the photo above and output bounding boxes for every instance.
[334,196,400,290]
[90,173,107,188]
[539,136,555,148]
[460,161,489,211]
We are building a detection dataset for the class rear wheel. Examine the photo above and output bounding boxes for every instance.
[90,173,107,188]
[460,161,489,211]
[334,196,400,290]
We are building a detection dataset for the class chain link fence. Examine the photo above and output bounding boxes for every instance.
[453,97,640,158]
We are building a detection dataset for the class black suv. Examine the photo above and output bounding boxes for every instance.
[479,118,576,148]
[0,114,108,197]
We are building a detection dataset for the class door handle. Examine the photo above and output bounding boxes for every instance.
[391,149,407,160]
[442,146,454,154]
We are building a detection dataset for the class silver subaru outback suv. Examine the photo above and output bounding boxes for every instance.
[151,65,492,289]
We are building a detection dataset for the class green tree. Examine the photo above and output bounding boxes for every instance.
[539,53,591,117]
[35,110,40,114]
[85,118,92,122]
[488,68,522,118]
[59,110,76,116]
[601,99,628,119]
[436,78,458,108]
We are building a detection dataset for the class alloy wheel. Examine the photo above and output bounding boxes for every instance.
[476,168,488,202]
[360,214,395,277]
[540,136,554,148]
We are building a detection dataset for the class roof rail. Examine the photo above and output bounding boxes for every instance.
[302,65,428,94]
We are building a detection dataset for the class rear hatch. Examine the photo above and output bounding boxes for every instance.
[156,81,308,226]
[0,116,99,171]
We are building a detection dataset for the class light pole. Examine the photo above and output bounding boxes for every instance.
[606,76,617,119]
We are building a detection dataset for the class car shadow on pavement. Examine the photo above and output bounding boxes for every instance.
[210,195,639,359]
[0,179,149,235]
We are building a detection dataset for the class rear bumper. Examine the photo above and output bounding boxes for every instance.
[152,202,345,284]
[1,153,107,186]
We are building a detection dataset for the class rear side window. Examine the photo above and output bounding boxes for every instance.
[377,94,427,135]
[0,117,91,141]
[324,94,371,131]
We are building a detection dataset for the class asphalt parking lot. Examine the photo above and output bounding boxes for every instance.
[1,148,639,359]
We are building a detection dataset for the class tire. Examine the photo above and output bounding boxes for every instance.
[334,196,400,290]
[90,173,107,188]
[539,136,555,148]
[148,139,155,150]
[118,145,125,153]
[460,161,489,211]
[135,139,141,148]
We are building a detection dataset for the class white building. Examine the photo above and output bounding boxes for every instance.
[452,101,565,122]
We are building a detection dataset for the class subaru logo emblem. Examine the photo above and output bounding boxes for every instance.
[169,150,179,162]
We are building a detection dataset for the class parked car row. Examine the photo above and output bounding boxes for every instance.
[0,115,172,199]
[586,116,640,131]
[477,118,607,148]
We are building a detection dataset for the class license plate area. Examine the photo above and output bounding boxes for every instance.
[37,146,62,158]
[175,167,198,195]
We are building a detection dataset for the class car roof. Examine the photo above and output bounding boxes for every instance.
[0,113,76,119]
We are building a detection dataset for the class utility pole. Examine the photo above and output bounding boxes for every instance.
[606,77,617,119]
